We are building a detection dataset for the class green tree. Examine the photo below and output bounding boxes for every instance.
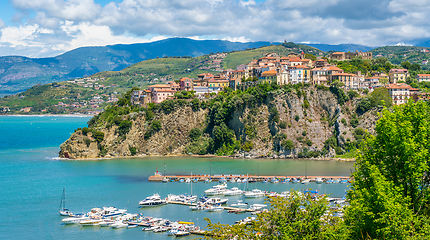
[205,193,346,240]
[345,101,430,239]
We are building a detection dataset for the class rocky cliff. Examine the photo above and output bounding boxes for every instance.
[59,85,378,159]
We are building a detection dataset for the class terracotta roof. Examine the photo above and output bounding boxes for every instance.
[418,74,430,77]
[386,83,413,89]
[149,84,170,88]
[331,73,357,77]
[325,66,343,71]
[291,65,309,69]
[261,70,278,76]
[389,69,408,73]
[153,89,176,92]
[332,52,345,55]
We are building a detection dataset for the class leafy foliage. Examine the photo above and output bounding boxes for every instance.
[205,193,345,240]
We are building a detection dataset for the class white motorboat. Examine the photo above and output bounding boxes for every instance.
[205,197,228,205]
[111,221,128,228]
[174,230,190,237]
[231,200,248,207]
[223,187,243,196]
[206,205,224,212]
[301,179,311,184]
[204,184,227,196]
[79,218,102,226]
[99,219,115,227]
[244,189,265,198]
[101,207,127,217]
[315,178,324,184]
[62,216,89,224]
[139,194,167,207]
[249,204,267,211]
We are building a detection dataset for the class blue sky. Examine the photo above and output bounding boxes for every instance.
[0,0,429,58]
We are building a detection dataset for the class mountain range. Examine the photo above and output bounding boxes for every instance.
[0,38,274,96]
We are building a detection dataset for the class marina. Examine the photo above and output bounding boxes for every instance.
[58,186,345,237]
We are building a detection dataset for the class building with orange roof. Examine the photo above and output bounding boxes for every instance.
[386,83,419,105]
[289,65,310,84]
[417,74,430,82]
[259,70,278,84]
[179,77,193,91]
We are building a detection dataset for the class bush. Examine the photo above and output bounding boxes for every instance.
[81,127,90,136]
[294,115,300,121]
[129,146,137,156]
[350,117,359,128]
[281,139,295,151]
[92,130,104,143]
[269,106,280,123]
[190,98,201,111]
[305,139,313,146]
[84,137,91,147]
[189,128,202,141]
[144,120,162,139]
[279,121,287,129]
[117,120,132,136]
[303,99,310,109]
[302,130,307,136]
[341,118,347,125]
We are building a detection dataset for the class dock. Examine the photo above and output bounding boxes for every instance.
[149,174,350,182]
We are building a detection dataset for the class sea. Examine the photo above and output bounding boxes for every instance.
[0,116,353,240]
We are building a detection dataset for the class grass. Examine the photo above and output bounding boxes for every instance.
[335,148,358,159]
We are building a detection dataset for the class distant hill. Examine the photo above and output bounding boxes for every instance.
[305,43,374,52]
[0,38,274,95]
[371,46,430,70]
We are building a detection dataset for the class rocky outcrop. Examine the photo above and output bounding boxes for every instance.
[59,86,378,159]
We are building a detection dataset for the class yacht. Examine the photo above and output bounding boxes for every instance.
[205,197,228,205]
[315,178,324,184]
[301,179,311,184]
[249,204,267,211]
[111,221,128,228]
[223,187,243,196]
[139,194,167,207]
[204,184,227,195]
[79,218,102,226]
[101,207,127,217]
[99,219,115,227]
[62,216,89,224]
[231,200,248,207]
[244,189,265,198]
[174,230,190,237]
[206,205,224,212]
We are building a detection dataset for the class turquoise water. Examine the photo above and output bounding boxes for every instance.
[0,116,353,240]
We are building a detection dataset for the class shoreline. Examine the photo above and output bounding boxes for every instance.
[1,114,94,117]
[59,153,355,162]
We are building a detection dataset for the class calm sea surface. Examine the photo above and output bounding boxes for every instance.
[0,116,353,240]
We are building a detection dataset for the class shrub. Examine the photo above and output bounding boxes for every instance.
[341,118,347,125]
[117,120,132,136]
[305,139,313,146]
[189,128,202,141]
[281,139,295,151]
[84,137,91,147]
[303,99,310,109]
[294,115,300,121]
[92,130,104,143]
[129,146,137,156]
[190,98,201,111]
[350,117,359,128]
[279,121,287,129]
[302,130,307,136]
[81,127,90,136]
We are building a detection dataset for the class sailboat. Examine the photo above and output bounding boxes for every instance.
[59,187,74,216]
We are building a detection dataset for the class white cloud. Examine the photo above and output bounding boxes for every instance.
[2,0,430,57]
[0,19,4,28]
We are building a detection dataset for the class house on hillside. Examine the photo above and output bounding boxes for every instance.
[289,65,311,84]
[389,69,409,83]
[330,73,359,90]
[386,83,419,105]
[417,74,430,82]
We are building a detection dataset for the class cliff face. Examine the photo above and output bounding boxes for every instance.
[59,86,377,159]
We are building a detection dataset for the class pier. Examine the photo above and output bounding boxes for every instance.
[149,174,350,182]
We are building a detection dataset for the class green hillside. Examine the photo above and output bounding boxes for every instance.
[371,46,430,70]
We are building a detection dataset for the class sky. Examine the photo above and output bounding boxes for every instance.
[0,0,430,58]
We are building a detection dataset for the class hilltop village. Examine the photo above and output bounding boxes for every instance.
[131,51,428,107]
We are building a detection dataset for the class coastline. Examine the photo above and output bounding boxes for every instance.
[1,114,94,117]
[59,153,356,162]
